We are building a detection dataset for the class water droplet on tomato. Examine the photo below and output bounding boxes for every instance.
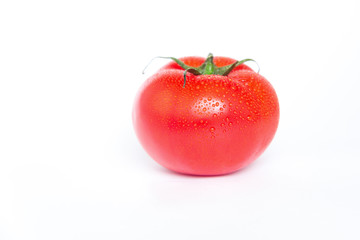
[220,123,225,127]
[228,122,233,126]
[203,107,207,112]
[215,102,220,107]
[247,115,252,120]
[213,114,218,118]
[209,127,215,132]
[208,97,212,101]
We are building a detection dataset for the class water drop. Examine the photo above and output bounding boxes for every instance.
[228,122,233,126]
[215,102,220,107]
[213,114,218,118]
[209,127,215,132]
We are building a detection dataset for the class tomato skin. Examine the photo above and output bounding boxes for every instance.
[133,56,279,175]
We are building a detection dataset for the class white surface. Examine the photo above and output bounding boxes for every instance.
[1,0,360,239]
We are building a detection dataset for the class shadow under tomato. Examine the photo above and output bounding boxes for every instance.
[154,157,264,178]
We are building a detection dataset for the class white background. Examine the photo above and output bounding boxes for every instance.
[1,0,360,239]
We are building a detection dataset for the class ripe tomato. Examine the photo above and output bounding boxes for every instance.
[133,54,279,175]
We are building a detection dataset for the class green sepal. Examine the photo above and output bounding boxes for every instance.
[182,68,201,88]
[215,59,258,76]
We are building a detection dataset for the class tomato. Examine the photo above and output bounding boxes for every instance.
[133,54,279,175]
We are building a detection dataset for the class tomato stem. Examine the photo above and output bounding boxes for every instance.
[203,53,215,75]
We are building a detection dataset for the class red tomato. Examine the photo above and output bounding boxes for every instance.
[133,54,279,175]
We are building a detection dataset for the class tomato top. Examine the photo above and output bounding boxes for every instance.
[145,53,257,88]
[161,56,254,73]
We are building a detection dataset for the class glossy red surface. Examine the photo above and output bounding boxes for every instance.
[133,56,279,175]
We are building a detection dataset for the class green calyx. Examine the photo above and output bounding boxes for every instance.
[143,53,258,88]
